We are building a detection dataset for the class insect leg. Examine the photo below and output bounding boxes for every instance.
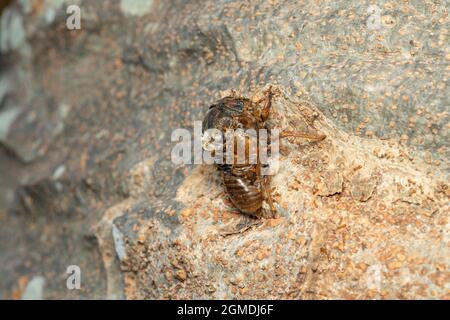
[262,175,276,218]
[257,161,276,218]
[280,130,326,141]
[260,85,273,122]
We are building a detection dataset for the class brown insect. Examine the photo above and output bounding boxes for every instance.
[202,86,325,218]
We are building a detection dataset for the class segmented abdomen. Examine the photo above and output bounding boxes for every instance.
[222,170,262,215]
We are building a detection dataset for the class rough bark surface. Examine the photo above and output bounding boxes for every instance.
[0,0,448,299]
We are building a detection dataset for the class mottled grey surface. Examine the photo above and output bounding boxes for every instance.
[0,0,448,299]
